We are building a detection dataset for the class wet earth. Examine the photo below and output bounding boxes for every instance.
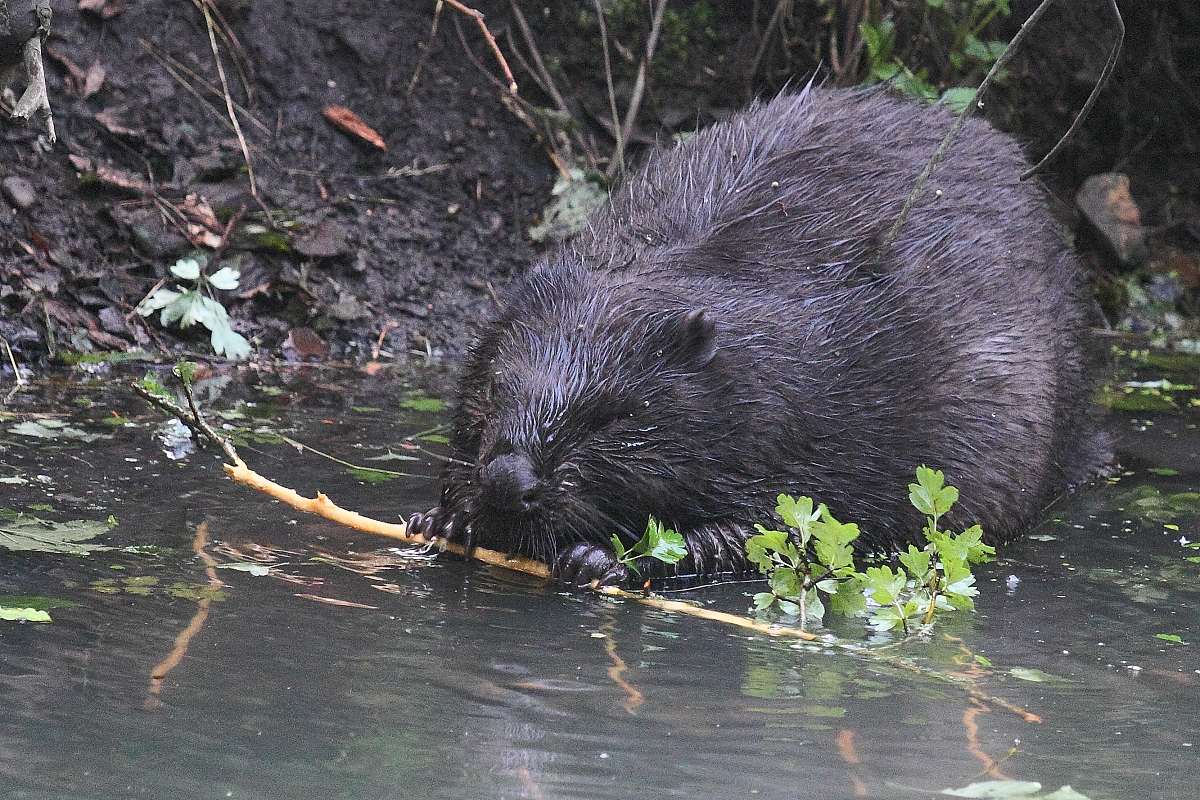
[0,1,1198,368]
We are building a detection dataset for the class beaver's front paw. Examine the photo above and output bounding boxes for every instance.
[551,543,630,588]
[406,507,449,542]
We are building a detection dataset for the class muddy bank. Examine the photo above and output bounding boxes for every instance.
[0,1,1196,371]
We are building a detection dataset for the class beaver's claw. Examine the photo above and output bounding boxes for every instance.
[551,543,630,588]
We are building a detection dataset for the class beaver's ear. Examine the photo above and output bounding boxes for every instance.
[664,308,717,371]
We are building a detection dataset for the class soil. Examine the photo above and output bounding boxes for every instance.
[0,1,1197,372]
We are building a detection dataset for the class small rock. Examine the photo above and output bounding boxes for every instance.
[296,220,350,258]
[98,306,131,336]
[1076,172,1148,266]
[282,327,330,360]
[399,301,431,319]
[328,296,371,321]
[2,176,36,210]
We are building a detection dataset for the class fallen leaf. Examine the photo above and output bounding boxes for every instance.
[83,61,106,98]
[0,607,52,623]
[94,166,152,195]
[0,514,113,553]
[78,0,127,19]
[10,419,113,443]
[323,105,386,150]
[94,107,143,138]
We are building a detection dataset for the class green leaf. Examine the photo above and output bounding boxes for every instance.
[1008,667,1060,683]
[768,567,802,601]
[868,605,905,632]
[863,565,906,606]
[0,594,77,611]
[909,466,958,517]
[400,397,449,412]
[0,607,51,623]
[963,34,993,63]
[614,517,689,572]
[957,525,996,563]
[1156,633,1186,643]
[210,323,252,359]
[611,533,628,564]
[898,544,932,578]
[641,518,687,564]
[872,61,901,82]
[747,527,797,570]
[208,266,242,291]
[860,19,895,64]
[158,290,203,327]
[137,287,183,315]
[170,257,203,280]
[1041,787,1094,800]
[174,361,198,384]
[828,574,868,617]
[940,87,977,114]
[752,591,777,611]
[0,514,113,553]
[811,508,859,572]
[776,599,801,617]
[346,467,399,485]
[775,494,819,532]
[192,294,230,331]
[10,420,112,443]
[215,562,272,576]
[801,588,825,623]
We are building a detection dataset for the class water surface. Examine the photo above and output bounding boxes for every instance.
[0,364,1196,799]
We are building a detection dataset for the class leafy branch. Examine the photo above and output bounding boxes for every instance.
[747,466,995,635]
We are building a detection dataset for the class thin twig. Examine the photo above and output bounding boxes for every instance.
[594,0,624,178]
[200,0,257,107]
[139,39,270,136]
[749,0,791,82]
[197,1,268,217]
[1020,0,1124,180]
[508,2,602,169]
[134,377,1045,724]
[2,337,26,402]
[611,0,668,178]
[452,16,540,136]
[206,205,247,273]
[876,0,1058,262]
[509,2,569,115]
[407,0,444,97]
[442,0,518,94]
[131,378,549,574]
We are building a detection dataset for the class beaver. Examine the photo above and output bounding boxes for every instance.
[409,87,1110,587]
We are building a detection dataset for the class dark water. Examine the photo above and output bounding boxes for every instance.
[0,365,1197,800]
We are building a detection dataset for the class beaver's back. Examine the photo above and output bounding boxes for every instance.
[423,88,1110,584]
[556,87,1106,543]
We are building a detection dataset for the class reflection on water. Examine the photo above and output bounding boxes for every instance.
[0,366,1197,799]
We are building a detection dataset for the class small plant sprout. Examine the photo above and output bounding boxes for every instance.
[612,517,688,576]
[137,255,252,359]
